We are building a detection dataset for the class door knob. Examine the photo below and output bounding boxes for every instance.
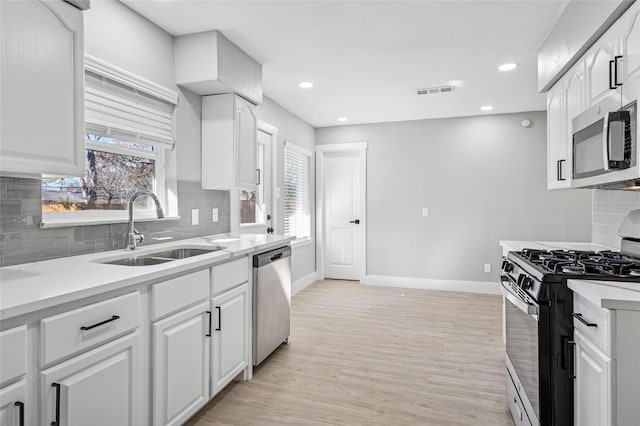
[349,219,360,224]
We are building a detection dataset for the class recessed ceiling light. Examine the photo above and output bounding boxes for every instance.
[498,63,518,72]
[299,81,314,89]
[480,105,494,111]
[337,117,348,122]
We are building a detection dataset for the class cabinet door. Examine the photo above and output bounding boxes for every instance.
[621,1,640,84]
[153,301,210,426]
[40,332,142,426]
[586,27,621,106]
[547,85,568,189]
[574,331,612,426]
[235,96,257,189]
[0,0,84,176]
[211,283,250,396]
[0,380,27,426]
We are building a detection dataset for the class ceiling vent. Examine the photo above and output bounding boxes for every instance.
[415,85,456,95]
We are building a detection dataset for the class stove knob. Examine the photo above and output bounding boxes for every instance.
[504,262,514,273]
[523,277,533,290]
[517,274,524,286]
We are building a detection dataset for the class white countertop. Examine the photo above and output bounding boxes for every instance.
[0,233,294,320]
[568,279,640,311]
[499,240,615,255]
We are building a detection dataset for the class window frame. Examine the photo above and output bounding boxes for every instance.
[283,140,312,241]
[40,55,179,228]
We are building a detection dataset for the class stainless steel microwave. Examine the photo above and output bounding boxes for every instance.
[572,83,638,189]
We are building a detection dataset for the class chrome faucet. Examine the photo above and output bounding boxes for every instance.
[126,190,165,250]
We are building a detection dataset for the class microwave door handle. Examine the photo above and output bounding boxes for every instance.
[603,111,610,171]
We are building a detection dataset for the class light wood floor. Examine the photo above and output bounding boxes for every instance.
[186,280,514,426]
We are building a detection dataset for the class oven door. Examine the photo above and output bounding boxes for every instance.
[502,280,541,424]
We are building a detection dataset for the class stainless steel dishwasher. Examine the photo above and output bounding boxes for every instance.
[253,245,291,366]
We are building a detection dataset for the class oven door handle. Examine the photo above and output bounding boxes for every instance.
[500,281,539,320]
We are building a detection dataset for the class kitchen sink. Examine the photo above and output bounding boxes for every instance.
[104,256,174,267]
[100,246,226,266]
[146,247,224,259]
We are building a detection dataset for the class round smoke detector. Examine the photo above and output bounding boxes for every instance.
[521,119,532,128]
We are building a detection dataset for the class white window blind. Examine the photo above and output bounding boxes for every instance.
[283,141,311,239]
[84,57,177,147]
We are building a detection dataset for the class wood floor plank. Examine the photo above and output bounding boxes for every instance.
[185,280,514,426]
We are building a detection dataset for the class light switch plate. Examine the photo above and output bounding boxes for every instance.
[212,208,218,223]
[484,264,491,273]
[422,208,429,217]
[191,209,199,226]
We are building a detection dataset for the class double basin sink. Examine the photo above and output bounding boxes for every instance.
[102,246,225,266]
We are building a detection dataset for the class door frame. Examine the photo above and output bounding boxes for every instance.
[231,119,278,234]
[315,142,368,282]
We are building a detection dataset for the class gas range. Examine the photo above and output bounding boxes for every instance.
[503,248,640,302]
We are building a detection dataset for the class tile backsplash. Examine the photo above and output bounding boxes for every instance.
[592,189,640,249]
[0,177,230,267]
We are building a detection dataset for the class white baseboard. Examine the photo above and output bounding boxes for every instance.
[292,271,320,296]
[363,274,500,295]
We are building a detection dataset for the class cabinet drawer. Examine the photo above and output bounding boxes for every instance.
[41,292,140,367]
[0,325,27,384]
[152,269,210,320]
[573,292,612,355]
[212,257,249,295]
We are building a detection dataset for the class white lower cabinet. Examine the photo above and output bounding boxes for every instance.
[211,283,250,396]
[40,332,142,426]
[574,330,612,426]
[152,301,210,426]
[0,380,27,426]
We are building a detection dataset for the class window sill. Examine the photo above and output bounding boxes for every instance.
[40,215,181,229]
[290,237,314,248]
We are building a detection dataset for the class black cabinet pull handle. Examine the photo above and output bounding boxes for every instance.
[80,315,120,331]
[206,311,212,337]
[558,159,566,181]
[614,55,623,86]
[609,60,616,89]
[15,401,24,426]
[216,306,221,331]
[51,383,61,426]
[573,312,597,327]
[349,219,360,224]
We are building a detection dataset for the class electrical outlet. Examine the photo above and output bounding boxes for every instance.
[484,264,491,273]
[212,208,218,223]
[191,209,199,226]
[422,208,429,217]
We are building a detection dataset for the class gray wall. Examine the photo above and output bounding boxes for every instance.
[316,111,593,283]
[593,189,640,249]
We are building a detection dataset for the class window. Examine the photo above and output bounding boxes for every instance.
[283,141,311,239]
[41,55,178,225]
[42,135,160,213]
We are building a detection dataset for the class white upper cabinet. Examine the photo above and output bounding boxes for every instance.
[202,94,257,191]
[586,25,621,107]
[620,1,640,87]
[547,83,568,189]
[0,0,84,177]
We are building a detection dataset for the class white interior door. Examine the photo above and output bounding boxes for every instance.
[236,123,276,234]
[321,147,366,280]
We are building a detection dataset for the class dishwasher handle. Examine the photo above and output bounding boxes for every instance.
[253,246,292,268]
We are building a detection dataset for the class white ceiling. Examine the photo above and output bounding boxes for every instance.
[121,0,568,128]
